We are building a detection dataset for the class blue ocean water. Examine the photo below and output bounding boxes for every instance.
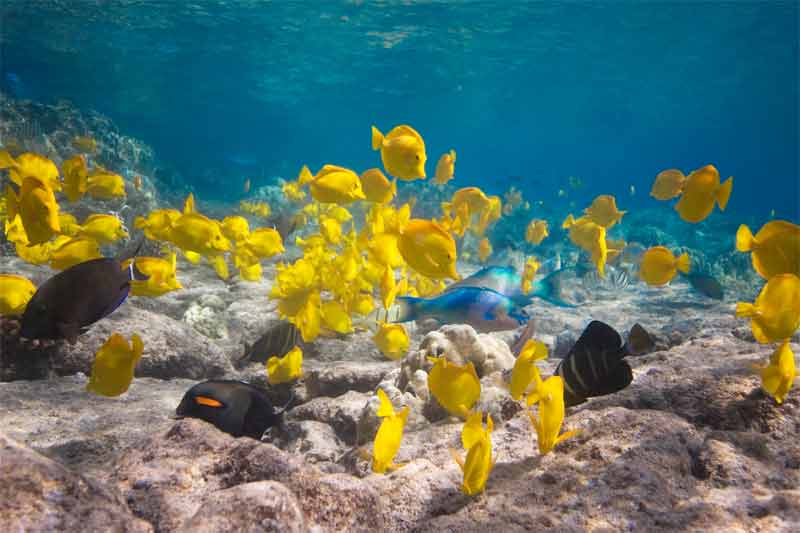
[1,1,797,218]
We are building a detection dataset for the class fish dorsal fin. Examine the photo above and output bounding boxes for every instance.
[572,321,623,354]
[625,323,654,355]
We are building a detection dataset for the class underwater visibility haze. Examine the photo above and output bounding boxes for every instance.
[1,1,799,531]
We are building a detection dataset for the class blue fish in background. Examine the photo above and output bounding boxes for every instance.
[385,286,529,333]
[446,265,576,308]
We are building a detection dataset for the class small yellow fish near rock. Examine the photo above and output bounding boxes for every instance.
[477,237,492,262]
[583,195,626,228]
[521,256,541,294]
[397,219,459,280]
[168,212,231,255]
[450,411,494,496]
[638,246,690,286]
[0,274,37,315]
[221,215,251,243]
[266,346,304,385]
[372,388,410,473]
[371,124,427,181]
[135,209,181,241]
[527,375,579,455]
[6,176,62,245]
[373,323,409,360]
[752,339,796,404]
[674,164,732,223]
[736,274,800,344]
[562,215,607,278]
[509,339,547,400]
[86,333,144,397]
[309,165,366,204]
[650,169,686,200]
[360,168,396,204]
[79,214,128,244]
[525,219,549,245]
[87,169,126,199]
[427,356,481,417]
[125,252,182,297]
[433,149,456,185]
[48,236,102,270]
[736,220,800,279]
[62,155,88,202]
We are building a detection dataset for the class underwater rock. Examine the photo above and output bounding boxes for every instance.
[288,390,372,445]
[58,306,233,380]
[0,432,151,532]
[176,481,306,533]
[304,360,396,399]
[268,419,345,465]
[108,418,384,531]
[182,300,229,340]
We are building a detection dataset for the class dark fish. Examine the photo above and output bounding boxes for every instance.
[270,211,301,240]
[555,321,654,407]
[175,380,287,439]
[685,272,724,300]
[19,257,143,344]
[236,321,302,367]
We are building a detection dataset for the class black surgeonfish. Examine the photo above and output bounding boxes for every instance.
[555,321,654,407]
[175,380,287,439]
[235,321,303,367]
[684,272,724,300]
[19,255,145,344]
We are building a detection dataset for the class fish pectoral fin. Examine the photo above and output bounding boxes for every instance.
[555,429,581,447]
[449,447,465,471]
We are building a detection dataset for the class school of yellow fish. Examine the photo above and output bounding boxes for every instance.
[1,128,798,497]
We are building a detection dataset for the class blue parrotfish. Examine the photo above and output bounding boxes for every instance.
[386,286,529,332]
[445,265,575,308]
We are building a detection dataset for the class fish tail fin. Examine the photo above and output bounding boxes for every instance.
[735,302,758,318]
[529,268,576,308]
[561,214,575,229]
[450,149,456,162]
[297,164,313,186]
[716,177,733,210]
[736,224,755,252]
[0,150,14,169]
[276,390,295,416]
[625,323,655,355]
[371,126,384,151]
[676,253,691,274]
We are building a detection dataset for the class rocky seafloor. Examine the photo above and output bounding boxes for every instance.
[2,250,799,532]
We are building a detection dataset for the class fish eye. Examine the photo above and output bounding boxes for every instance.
[415,154,420,161]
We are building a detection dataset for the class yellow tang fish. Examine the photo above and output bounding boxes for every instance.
[221,215,251,243]
[372,388,410,473]
[371,124,427,181]
[360,168,396,204]
[433,149,456,185]
[526,375,579,454]
[309,165,366,204]
[427,356,481,417]
[87,169,126,199]
[0,274,37,315]
[736,273,800,344]
[86,333,144,397]
[244,227,284,258]
[319,216,342,245]
[0,151,61,190]
[367,232,405,268]
[58,213,81,236]
[450,411,494,496]
[208,254,230,280]
[509,339,547,400]
[168,212,231,255]
[134,209,181,241]
[125,252,182,297]
[49,236,102,271]
[373,323,409,360]
[5,176,61,245]
[478,237,492,262]
[752,339,796,404]
[282,180,306,202]
[650,168,686,200]
[562,215,607,278]
[266,345,303,385]
[638,246,690,286]
[736,220,800,280]
[525,219,549,245]
[321,300,353,334]
[72,135,97,153]
[62,155,88,202]
[79,214,128,244]
[583,195,626,229]
[521,256,541,295]
[674,164,732,223]
[397,219,459,280]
